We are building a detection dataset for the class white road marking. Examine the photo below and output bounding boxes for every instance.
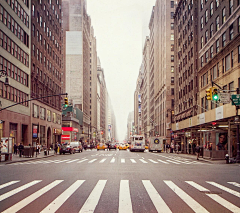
[2,180,63,213]
[148,159,158,164]
[207,182,240,198]
[130,159,136,163]
[40,180,85,213]
[66,159,80,164]
[0,181,20,190]
[142,180,172,213]
[77,159,88,163]
[121,159,125,163]
[164,180,209,213]
[166,160,180,164]
[0,180,41,202]
[54,159,71,163]
[119,180,133,213]
[88,159,97,163]
[99,158,107,163]
[79,180,107,213]
[157,159,169,164]
[110,157,115,163]
[139,159,148,163]
[227,182,240,188]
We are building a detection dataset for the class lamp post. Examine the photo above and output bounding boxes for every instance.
[0,69,9,86]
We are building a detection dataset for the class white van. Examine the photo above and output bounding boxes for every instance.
[69,142,83,153]
[130,135,145,152]
[148,137,165,152]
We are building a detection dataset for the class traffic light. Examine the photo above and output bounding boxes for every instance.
[64,97,68,107]
[206,87,212,100]
[212,87,219,101]
[101,131,103,135]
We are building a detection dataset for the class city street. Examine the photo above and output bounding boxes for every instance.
[0,150,240,213]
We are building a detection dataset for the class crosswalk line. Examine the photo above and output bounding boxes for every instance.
[0,180,42,202]
[54,159,71,164]
[2,180,63,213]
[166,160,180,164]
[121,159,125,163]
[206,182,240,198]
[0,181,20,190]
[227,182,240,188]
[157,159,169,164]
[119,180,133,213]
[148,159,158,163]
[77,159,88,163]
[110,157,115,163]
[142,180,172,213]
[186,181,240,213]
[99,158,107,163]
[88,159,97,163]
[130,159,136,163]
[79,180,107,213]
[139,159,148,163]
[40,180,85,213]
[164,180,209,213]
[66,159,80,164]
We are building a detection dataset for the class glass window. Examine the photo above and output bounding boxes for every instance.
[205,10,208,23]
[216,16,219,31]
[210,23,213,38]
[210,45,213,58]
[201,17,203,29]
[216,39,219,53]
[205,30,208,43]
[229,24,234,40]
[210,2,214,16]
[229,0,233,15]
[222,8,226,24]
[216,0,219,8]
[225,54,230,71]
[222,32,226,47]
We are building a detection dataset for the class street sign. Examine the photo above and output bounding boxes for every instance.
[219,93,230,104]
[231,94,240,105]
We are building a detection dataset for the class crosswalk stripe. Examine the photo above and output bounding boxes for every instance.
[77,159,88,163]
[130,159,136,163]
[227,182,240,188]
[88,159,97,163]
[0,181,20,190]
[0,180,41,202]
[157,159,169,164]
[148,159,158,164]
[79,180,107,213]
[2,180,63,213]
[186,181,240,212]
[166,160,180,164]
[40,180,85,213]
[110,157,115,163]
[119,180,133,213]
[142,180,172,213]
[54,159,71,164]
[66,159,80,164]
[99,158,107,163]
[121,159,125,163]
[139,159,148,163]
[164,180,209,213]
[206,182,240,198]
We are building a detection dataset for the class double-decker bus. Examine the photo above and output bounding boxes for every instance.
[130,135,145,152]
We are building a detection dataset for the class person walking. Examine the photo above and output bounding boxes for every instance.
[14,143,18,155]
[18,143,24,157]
[36,143,40,155]
[195,144,200,160]
[175,143,180,154]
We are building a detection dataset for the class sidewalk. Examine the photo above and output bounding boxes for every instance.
[1,150,55,165]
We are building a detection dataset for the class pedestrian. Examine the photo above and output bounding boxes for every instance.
[18,143,24,157]
[175,144,180,154]
[195,144,200,160]
[14,143,18,155]
[36,143,40,155]
[54,142,58,154]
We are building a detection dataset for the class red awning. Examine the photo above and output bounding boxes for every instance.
[62,127,79,132]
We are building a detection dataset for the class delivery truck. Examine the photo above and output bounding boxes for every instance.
[148,137,166,152]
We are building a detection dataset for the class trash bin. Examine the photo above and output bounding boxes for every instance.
[44,150,47,156]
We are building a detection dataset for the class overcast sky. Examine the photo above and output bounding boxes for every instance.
[87,0,156,141]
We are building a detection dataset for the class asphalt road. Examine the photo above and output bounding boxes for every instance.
[0,149,240,213]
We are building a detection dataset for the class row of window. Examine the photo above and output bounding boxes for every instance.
[32,103,61,124]
[5,0,29,28]
[0,56,29,87]
[0,82,29,107]
[0,5,29,47]
[0,30,29,67]
[178,80,194,99]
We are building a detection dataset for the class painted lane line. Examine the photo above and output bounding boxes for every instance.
[139,159,148,163]
[0,180,42,202]
[121,159,125,163]
[148,159,158,164]
[88,159,97,163]
[99,158,107,163]
[186,181,240,213]
[142,180,172,213]
[206,182,240,198]
[130,159,136,163]
[66,159,80,164]
[2,180,63,213]
[40,180,85,213]
[157,159,169,164]
[166,160,180,164]
[227,182,240,188]
[79,180,107,213]
[77,159,88,163]
[164,181,209,213]
[119,180,133,213]
[0,181,20,190]
[110,157,115,163]
[54,159,71,164]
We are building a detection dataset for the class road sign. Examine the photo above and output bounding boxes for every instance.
[219,93,230,104]
[231,94,240,105]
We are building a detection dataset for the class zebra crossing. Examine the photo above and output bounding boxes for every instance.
[0,179,239,212]
[7,156,209,166]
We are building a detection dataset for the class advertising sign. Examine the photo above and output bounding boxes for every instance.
[33,125,38,138]
[1,137,9,153]
[61,135,70,140]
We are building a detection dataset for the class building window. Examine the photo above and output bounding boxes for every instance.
[231,51,234,67]
[201,36,204,48]
[216,39,219,53]
[205,30,208,43]
[210,23,213,38]
[171,55,174,62]
[205,10,208,23]
[32,4,35,16]
[201,17,203,29]
[201,0,203,10]
[222,8,226,24]
[213,65,217,79]
[210,45,213,58]
[171,88,174,95]
[239,17,240,33]
[222,32,226,47]
[171,44,174,51]
[171,23,174,30]
[229,81,234,91]
[229,0,233,16]
[216,0,219,8]
[238,45,240,63]
[171,77,174,84]
[171,66,174,72]
[171,1,174,8]
[171,12,174,19]
[170,34,174,40]
[205,51,208,63]
[201,56,204,67]
[210,2,214,16]
[216,16,219,31]
[229,24,234,40]
[222,58,225,73]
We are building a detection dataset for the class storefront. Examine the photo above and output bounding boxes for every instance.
[53,128,62,146]
[61,127,79,144]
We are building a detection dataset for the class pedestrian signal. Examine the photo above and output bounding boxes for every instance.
[64,97,68,107]
[206,88,212,100]
[212,87,219,101]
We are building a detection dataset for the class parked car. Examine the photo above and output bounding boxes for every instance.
[97,143,107,151]
[108,143,116,150]
[83,144,96,150]
[60,144,75,154]
[69,142,83,153]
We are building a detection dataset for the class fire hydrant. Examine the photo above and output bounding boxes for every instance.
[225,154,229,164]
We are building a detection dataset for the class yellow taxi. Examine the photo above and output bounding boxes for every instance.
[125,144,130,149]
[145,145,148,149]
[118,143,128,150]
[97,143,107,151]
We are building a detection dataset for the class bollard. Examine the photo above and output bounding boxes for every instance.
[225,154,229,164]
